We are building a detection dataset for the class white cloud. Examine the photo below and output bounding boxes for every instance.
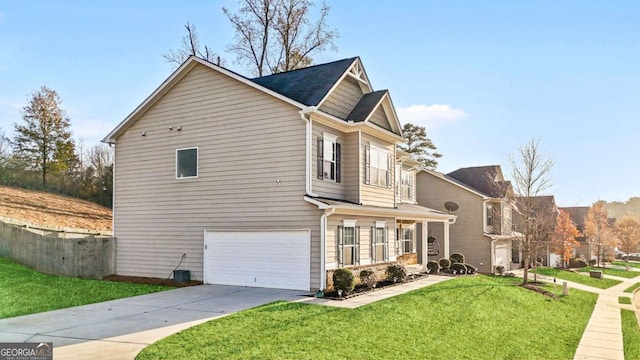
[396,104,469,130]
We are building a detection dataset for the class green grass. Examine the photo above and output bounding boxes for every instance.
[625,283,640,293]
[530,268,622,289]
[0,257,170,319]
[576,266,640,279]
[619,296,632,305]
[622,309,640,360]
[613,261,640,269]
[138,275,597,360]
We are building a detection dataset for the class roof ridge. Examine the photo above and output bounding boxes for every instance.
[251,57,358,80]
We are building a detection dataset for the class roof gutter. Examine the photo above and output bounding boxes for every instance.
[300,107,318,197]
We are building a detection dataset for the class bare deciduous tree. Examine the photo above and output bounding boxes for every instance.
[164,22,223,67]
[510,138,555,284]
[224,0,338,76]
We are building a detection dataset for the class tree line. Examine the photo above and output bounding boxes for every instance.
[0,86,113,208]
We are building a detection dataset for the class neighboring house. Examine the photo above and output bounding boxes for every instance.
[103,56,456,292]
[559,206,591,260]
[415,165,518,273]
[515,195,559,266]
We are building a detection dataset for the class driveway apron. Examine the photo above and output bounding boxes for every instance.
[0,285,306,360]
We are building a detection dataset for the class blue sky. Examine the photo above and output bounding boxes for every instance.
[1,1,638,206]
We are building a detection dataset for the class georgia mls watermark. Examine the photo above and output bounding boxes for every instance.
[0,343,52,360]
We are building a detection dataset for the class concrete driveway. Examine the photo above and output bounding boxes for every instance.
[0,285,307,359]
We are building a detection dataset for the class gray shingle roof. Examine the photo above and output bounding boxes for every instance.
[346,90,387,122]
[447,166,509,198]
[250,57,357,106]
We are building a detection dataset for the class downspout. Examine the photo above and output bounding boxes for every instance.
[393,146,397,208]
[483,199,498,273]
[320,208,335,291]
[300,108,317,197]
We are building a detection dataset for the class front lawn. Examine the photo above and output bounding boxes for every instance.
[613,261,640,269]
[625,283,640,293]
[0,257,170,319]
[622,309,640,360]
[576,266,640,279]
[619,296,632,305]
[138,275,597,360]
[531,268,622,289]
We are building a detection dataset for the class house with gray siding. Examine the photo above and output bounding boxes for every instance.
[103,56,456,292]
[416,165,519,273]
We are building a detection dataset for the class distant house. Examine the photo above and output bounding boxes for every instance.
[103,56,456,292]
[515,195,559,266]
[416,165,518,273]
[559,206,591,260]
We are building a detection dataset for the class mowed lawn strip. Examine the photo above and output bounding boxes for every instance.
[621,309,640,360]
[624,283,640,293]
[0,257,170,319]
[619,296,632,305]
[576,266,640,279]
[613,261,640,269]
[138,276,597,360]
[531,268,622,289]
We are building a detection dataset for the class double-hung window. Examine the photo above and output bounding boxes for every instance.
[338,221,359,266]
[401,170,413,200]
[176,147,198,179]
[400,225,414,254]
[371,222,388,262]
[365,145,391,187]
[317,134,341,182]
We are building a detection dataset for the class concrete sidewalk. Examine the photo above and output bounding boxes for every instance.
[0,285,306,360]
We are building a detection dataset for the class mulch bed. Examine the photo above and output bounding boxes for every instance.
[521,284,559,300]
[103,274,202,288]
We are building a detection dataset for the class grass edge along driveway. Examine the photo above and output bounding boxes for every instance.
[138,275,597,360]
[0,257,170,319]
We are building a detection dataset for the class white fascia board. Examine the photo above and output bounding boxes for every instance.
[103,56,306,143]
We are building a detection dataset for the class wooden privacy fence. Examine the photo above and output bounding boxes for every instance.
[0,217,115,279]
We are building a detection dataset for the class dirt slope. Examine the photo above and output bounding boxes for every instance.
[0,186,112,231]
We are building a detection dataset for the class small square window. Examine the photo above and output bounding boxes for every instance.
[177,148,198,178]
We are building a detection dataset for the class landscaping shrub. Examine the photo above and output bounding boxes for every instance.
[359,269,376,289]
[439,258,451,270]
[332,268,355,294]
[569,258,589,268]
[450,253,465,264]
[386,264,407,283]
[450,263,467,275]
[426,260,440,274]
[588,259,597,266]
[496,265,505,275]
[464,263,477,274]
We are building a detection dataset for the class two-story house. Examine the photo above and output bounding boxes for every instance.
[103,56,455,292]
[415,165,518,273]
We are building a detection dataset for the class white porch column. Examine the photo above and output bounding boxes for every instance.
[444,221,450,258]
[421,221,428,265]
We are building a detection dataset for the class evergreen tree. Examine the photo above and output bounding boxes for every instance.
[398,123,442,169]
[13,86,77,186]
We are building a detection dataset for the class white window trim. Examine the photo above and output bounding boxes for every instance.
[176,147,199,179]
[343,219,357,228]
[322,133,338,182]
[375,221,386,228]
[368,144,390,188]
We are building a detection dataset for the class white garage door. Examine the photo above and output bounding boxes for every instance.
[203,230,310,291]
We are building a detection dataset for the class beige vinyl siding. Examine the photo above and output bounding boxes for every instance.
[318,77,364,119]
[360,133,395,207]
[342,131,360,204]
[416,172,492,271]
[326,215,396,268]
[114,63,323,290]
[368,105,393,131]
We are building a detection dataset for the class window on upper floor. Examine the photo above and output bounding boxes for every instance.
[486,204,494,227]
[365,146,391,188]
[401,170,413,200]
[176,147,198,179]
[317,134,341,182]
